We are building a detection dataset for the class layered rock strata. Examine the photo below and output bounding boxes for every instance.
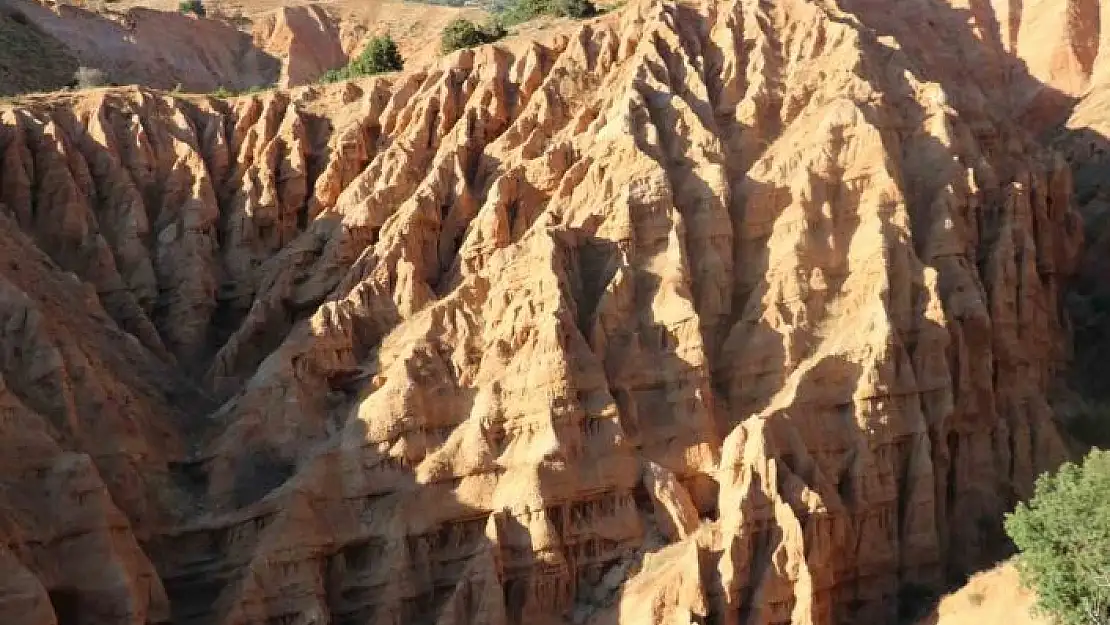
[0,0,1088,624]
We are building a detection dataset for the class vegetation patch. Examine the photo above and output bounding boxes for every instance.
[492,0,599,25]
[320,35,404,84]
[441,18,507,54]
[1005,448,1110,625]
[178,0,206,17]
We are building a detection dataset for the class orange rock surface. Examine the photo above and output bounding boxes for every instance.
[0,0,1098,624]
[915,562,1048,625]
[1,0,491,93]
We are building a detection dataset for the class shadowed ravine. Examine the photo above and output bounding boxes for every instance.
[0,0,1104,624]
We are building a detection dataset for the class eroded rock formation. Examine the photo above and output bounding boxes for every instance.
[0,0,1093,624]
[253,6,348,88]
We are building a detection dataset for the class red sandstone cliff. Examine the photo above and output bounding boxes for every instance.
[0,0,1094,624]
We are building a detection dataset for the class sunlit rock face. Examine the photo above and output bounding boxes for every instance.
[0,0,1090,623]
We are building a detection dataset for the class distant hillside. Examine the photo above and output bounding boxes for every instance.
[0,6,77,96]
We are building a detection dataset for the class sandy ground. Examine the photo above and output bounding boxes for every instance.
[917,563,1048,625]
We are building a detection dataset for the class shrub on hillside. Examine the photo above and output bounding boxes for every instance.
[73,66,109,89]
[440,18,506,54]
[495,0,598,24]
[353,35,404,74]
[321,35,403,83]
[178,0,205,16]
[1004,449,1110,625]
[552,0,597,18]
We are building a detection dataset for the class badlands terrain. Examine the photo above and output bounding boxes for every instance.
[0,0,498,94]
[0,0,1108,624]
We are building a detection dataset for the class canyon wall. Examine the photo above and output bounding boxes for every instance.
[0,0,1092,624]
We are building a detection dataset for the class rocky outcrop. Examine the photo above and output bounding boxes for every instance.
[0,0,1091,624]
[252,5,348,88]
[1037,2,1110,436]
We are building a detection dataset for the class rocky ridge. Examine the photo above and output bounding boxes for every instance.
[0,0,1093,624]
[0,0,497,94]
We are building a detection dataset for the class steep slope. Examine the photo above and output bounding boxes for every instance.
[0,1,1089,625]
[252,5,348,87]
[0,0,495,93]
[1038,1,1110,444]
[248,1,495,86]
[1,0,281,92]
[915,562,1047,625]
[0,5,77,96]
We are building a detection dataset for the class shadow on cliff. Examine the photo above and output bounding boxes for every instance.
[137,1,1110,624]
[153,78,578,624]
[307,322,644,625]
[318,398,503,625]
[29,86,361,396]
[1048,125,1110,448]
[155,358,514,625]
[830,0,1090,587]
[584,0,1099,623]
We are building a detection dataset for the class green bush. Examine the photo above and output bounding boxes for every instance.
[1004,449,1110,625]
[553,0,597,18]
[178,0,205,16]
[494,0,598,25]
[354,35,404,74]
[440,18,506,54]
[320,35,404,84]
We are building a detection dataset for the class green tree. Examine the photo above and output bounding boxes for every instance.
[552,0,597,18]
[495,0,597,25]
[1005,449,1110,625]
[352,35,404,75]
[440,18,506,54]
[178,0,205,16]
[321,35,404,83]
